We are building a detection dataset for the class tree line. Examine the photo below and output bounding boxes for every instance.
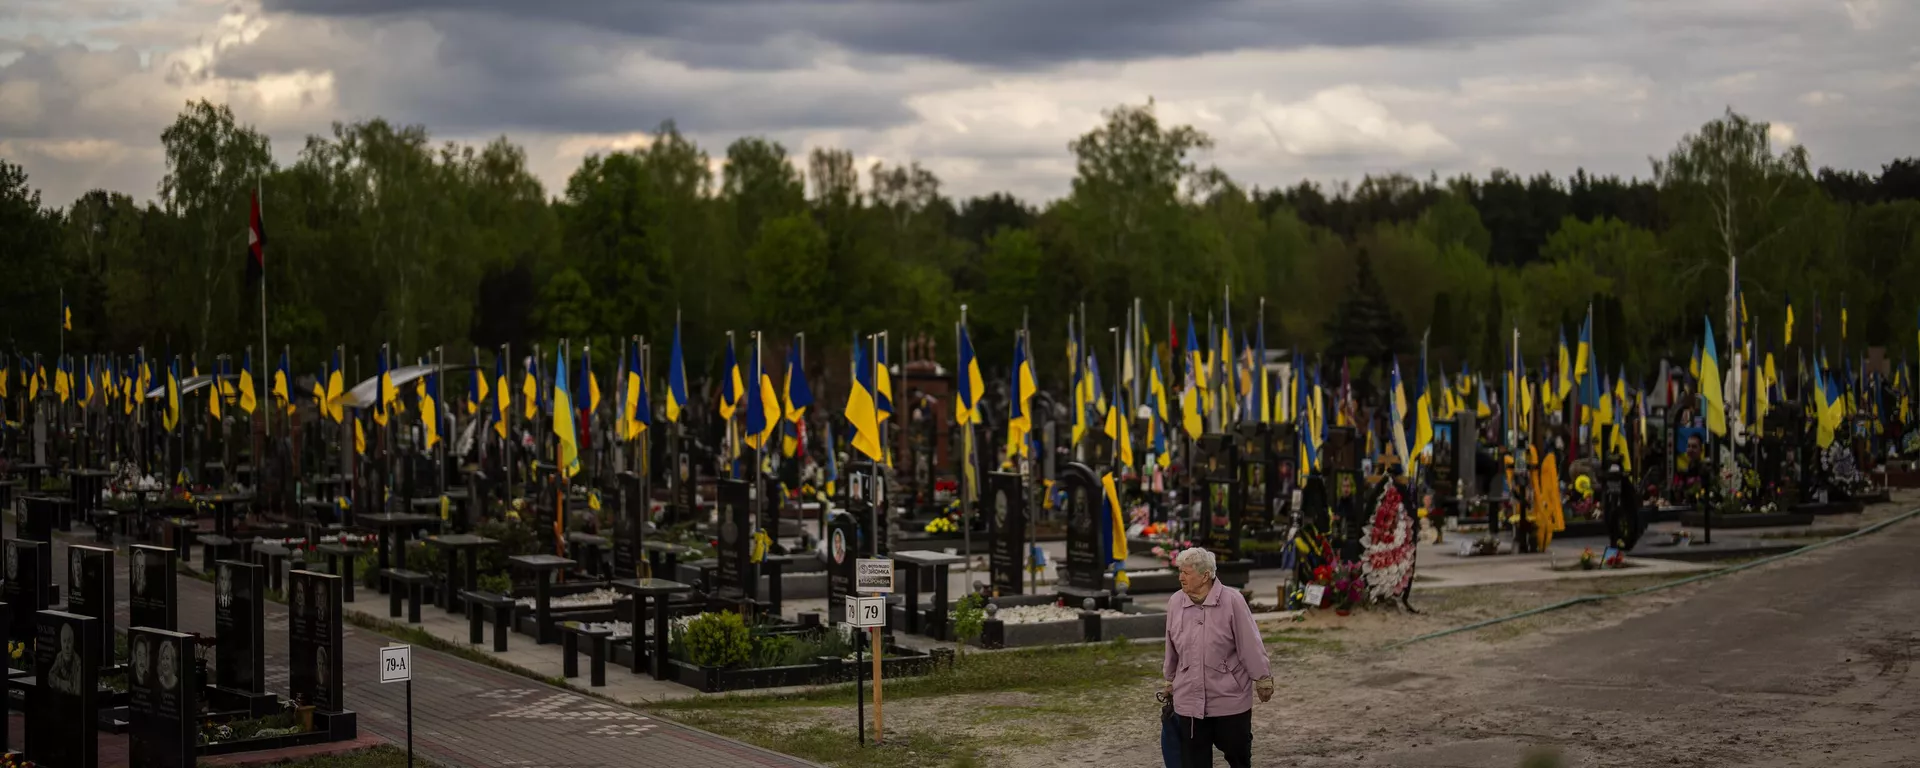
[2,99,1917,397]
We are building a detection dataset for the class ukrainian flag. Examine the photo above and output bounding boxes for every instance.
[955,326,984,426]
[666,321,687,424]
[1006,334,1037,459]
[719,339,743,421]
[553,345,581,478]
[1700,317,1727,437]
[845,337,883,461]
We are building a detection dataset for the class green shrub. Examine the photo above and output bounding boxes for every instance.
[476,572,513,595]
[952,593,985,658]
[682,612,752,669]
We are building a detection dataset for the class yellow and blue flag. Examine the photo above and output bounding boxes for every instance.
[553,344,580,478]
[1006,334,1036,459]
[956,326,984,426]
[666,321,687,424]
[845,337,883,461]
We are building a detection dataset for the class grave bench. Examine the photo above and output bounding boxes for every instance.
[88,506,120,543]
[251,543,291,593]
[165,519,199,565]
[313,544,367,603]
[382,568,433,624]
[196,534,236,567]
[559,623,615,687]
[461,590,517,652]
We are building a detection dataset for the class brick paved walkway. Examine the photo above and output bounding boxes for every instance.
[19,524,819,768]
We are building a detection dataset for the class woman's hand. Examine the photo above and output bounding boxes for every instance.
[1156,679,1172,704]
[1255,676,1275,703]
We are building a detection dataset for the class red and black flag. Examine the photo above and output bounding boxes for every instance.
[247,190,266,285]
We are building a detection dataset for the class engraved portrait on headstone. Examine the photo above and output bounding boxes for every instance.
[47,623,83,695]
[69,559,81,597]
[133,549,148,595]
[131,634,150,687]
[217,565,232,609]
[317,646,331,692]
[158,640,179,691]
[6,546,17,581]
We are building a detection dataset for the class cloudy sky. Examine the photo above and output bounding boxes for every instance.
[2,0,1914,209]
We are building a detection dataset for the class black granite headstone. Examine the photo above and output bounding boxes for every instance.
[288,570,344,711]
[613,470,643,578]
[1058,462,1102,591]
[1455,412,1478,498]
[129,544,179,632]
[987,471,1027,598]
[19,495,55,545]
[215,559,266,693]
[128,627,197,768]
[668,450,695,526]
[844,461,888,557]
[824,511,857,625]
[28,610,99,768]
[1199,434,1241,558]
[1237,424,1269,531]
[66,545,114,659]
[3,539,51,645]
[713,478,753,599]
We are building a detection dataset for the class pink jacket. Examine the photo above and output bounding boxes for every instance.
[1164,580,1271,719]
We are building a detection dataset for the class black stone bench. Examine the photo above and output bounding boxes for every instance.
[251,543,291,592]
[382,568,433,624]
[313,544,367,604]
[166,519,200,565]
[461,590,517,652]
[560,623,615,687]
[88,507,120,542]
[196,534,236,566]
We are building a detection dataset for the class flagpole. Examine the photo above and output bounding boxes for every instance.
[957,306,971,577]
[259,176,271,438]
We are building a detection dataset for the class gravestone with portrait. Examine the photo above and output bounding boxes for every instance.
[712,478,754,600]
[288,570,345,713]
[1056,461,1106,599]
[214,560,267,695]
[1196,433,1241,559]
[27,610,99,768]
[128,627,198,768]
[666,447,696,528]
[129,544,179,632]
[986,471,1027,598]
[1237,424,1270,537]
[823,511,859,625]
[65,545,114,661]
[3,539,51,645]
[844,461,888,557]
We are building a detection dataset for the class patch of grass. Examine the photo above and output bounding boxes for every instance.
[1262,631,1348,653]
[651,639,1160,713]
[253,745,434,768]
[673,714,985,768]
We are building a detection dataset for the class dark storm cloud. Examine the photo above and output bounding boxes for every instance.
[257,0,1575,68]
[205,14,920,137]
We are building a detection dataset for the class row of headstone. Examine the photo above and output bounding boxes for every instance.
[824,462,888,624]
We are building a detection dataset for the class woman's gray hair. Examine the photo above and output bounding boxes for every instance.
[1174,547,1216,577]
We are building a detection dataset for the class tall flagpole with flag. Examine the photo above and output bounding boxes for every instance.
[251,177,270,436]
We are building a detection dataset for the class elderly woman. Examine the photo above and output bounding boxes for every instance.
[1159,547,1273,768]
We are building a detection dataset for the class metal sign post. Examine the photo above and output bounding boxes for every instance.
[380,644,414,768]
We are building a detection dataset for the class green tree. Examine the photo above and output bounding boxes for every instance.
[745,212,831,338]
[158,99,275,355]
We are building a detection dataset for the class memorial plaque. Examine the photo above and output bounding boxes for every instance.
[3,539,51,644]
[129,544,179,632]
[214,559,266,693]
[1197,434,1235,483]
[845,461,888,557]
[128,627,197,768]
[669,451,695,526]
[1455,413,1478,498]
[65,545,114,658]
[987,471,1027,597]
[1059,462,1103,591]
[288,570,344,711]
[713,478,753,599]
[824,512,858,624]
[28,610,99,768]
[1430,421,1458,499]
